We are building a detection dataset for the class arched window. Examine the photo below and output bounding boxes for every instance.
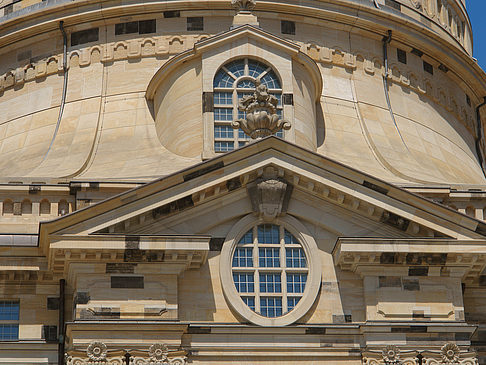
[21,199,32,215]
[213,58,283,152]
[40,200,51,216]
[58,200,69,216]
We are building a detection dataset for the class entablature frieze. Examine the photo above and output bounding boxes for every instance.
[333,238,486,283]
[47,234,210,277]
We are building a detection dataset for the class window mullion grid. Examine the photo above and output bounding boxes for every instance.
[253,225,261,313]
[280,225,288,314]
[232,88,238,146]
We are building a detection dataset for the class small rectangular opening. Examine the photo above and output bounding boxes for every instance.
[187,17,204,31]
[71,28,99,47]
[411,48,424,57]
[466,94,471,107]
[281,20,295,35]
[164,10,180,18]
[423,61,434,75]
[139,19,156,34]
[111,276,144,289]
[397,48,407,64]
[115,21,139,35]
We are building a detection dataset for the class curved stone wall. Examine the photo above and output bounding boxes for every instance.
[0,0,484,185]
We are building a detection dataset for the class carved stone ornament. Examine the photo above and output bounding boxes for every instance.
[65,343,187,365]
[232,81,291,140]
[231,0,256,12]
[87,341,107,361]
[440,343,460,364]
[382,345,401,364]
[246,166,292,220]
[149,344,169,362]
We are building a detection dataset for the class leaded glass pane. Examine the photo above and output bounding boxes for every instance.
[259,248,280,268]
[260,70,281,88]
[214,92,232,105]
[260,273,281,293]
[237,80,255,89]
[260,297,282,317]
[233,248,253,267]
[248,60,267,77]
[233,273,254,293]
[287,297,301,311]
[214,141,234,152]
[214,125,233,139]
[287,273,307,293]
[0,302,19,321]
[242,297,255,311]
[286,248,306,268]
[213,70,235,88]
[239,229,253,244]
[0,324,18,340]
[214,108,233,121]
[225,60,246,78]
[258,224,279,244]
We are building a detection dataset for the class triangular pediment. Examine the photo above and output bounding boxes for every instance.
[40,137,486,256]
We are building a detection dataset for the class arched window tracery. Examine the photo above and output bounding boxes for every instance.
[213,58,283,152]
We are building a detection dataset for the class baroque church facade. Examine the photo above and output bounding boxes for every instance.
[0,0,485,363]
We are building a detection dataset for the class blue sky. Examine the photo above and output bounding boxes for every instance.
[468,1,486,71]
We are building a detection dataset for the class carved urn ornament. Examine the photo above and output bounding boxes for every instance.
[87,341,107,361]
[441,343,460,364]
[231,0,256,12]
[382,345,401,364]
[232,80,291,139]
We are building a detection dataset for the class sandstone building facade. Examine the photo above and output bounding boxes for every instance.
[0,0,485,363]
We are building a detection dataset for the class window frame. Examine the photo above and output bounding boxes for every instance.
[0,301,19,341]
[212,58,284,153]
[220,214,321,326]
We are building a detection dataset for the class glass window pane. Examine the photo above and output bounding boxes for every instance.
[233,248,253,267]
[287,273,307,293]
[225,60,246,78]
[248,60,267,78]
[233,273,254,293]
[214,141,234,152]
[238,229,253,244]
[242,297,255,311]
[260,297,282,317]
[0,302,19,321]
[286,248,307,268]
[213,70,235,88]
[214,92,232,105]
[214,125,234,139]
[284,230,299,244]
[260,70,281,88]
[214,108,233,121]
[0,324,18,340]
[287,297,301,311]
[237,80,255,89]
[260,273,281,293]
[258,224,279,244]
[259,248,280,268]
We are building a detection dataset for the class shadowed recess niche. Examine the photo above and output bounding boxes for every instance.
[145,25,323,159]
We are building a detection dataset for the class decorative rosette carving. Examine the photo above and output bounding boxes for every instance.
[149,344,169,362]
[232,81,291,140]
[231,0,256,12]
[87,341,107,361]
[441,343,460,364]
[382,345,401,364]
